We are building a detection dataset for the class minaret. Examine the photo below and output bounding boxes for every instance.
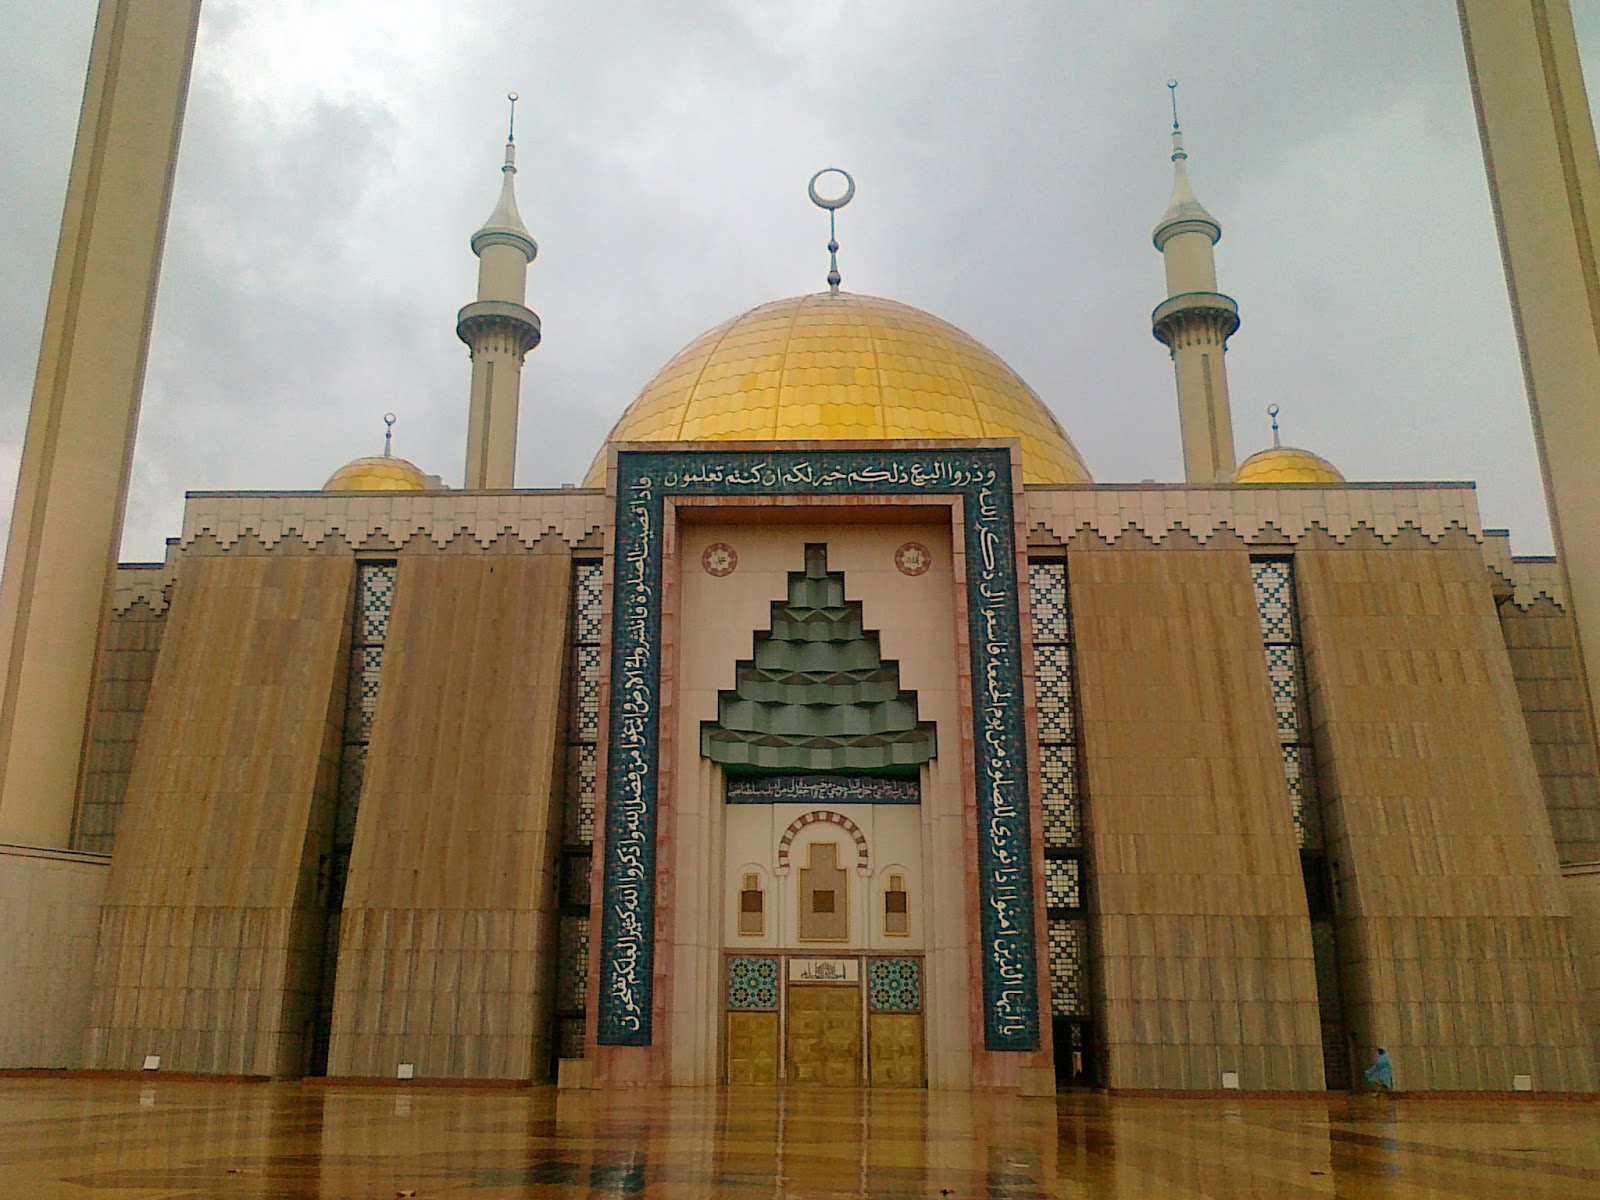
[458,94,541,490]
[1151,83,1239,484]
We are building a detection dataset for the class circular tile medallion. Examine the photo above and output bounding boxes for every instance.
[895,542,932,577]
[702,542,738,577]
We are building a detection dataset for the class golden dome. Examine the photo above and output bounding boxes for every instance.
[322,455,431,493]
[583,292,1091,486]
[1233,446,1346,485]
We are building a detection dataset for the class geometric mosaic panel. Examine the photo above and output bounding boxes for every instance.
[556,914,590,1010]
[1251,556,1324,850]
[351,645,384,739]
[1265,643,1301,738]
[727,957,779,1011]
[1029,562,1068,643]
[1047,918,1087,1018]
[1038,743,1079,848]
[1044,857,1081,912]
[1250,559,1293,642]
[566,561,603,852]
[1030,557,1093,1036]
[868,958,922,1012]
[1283,744,1322,848]
[359,563,397,641]
[565,743,597,844]
[558,1015,586,1061]
[556,562,604,1061]
[574,562,604,645]
[574,644,601,742]
[1034,642,1075,742]
[338,561,396,827]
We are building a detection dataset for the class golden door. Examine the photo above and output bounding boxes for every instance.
[868,1013,923,1087]
[726,1012,779,1084]
[786,986,860,1085]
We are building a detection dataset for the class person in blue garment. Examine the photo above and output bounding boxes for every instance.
[1365,1047,1394,1091]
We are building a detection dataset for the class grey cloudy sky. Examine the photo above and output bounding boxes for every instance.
[3,0,1598,560]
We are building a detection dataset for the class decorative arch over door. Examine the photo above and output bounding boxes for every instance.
[776,810,869,875]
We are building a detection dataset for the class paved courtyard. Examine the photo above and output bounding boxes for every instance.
[2,1078,1598,1198]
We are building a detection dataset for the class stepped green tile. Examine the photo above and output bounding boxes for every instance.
[703,544,936,775]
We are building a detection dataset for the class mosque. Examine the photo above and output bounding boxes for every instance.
[1,2,1598,1098]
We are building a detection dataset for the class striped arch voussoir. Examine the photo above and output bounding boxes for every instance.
[776,810,870,874]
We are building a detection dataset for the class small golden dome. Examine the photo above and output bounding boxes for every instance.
[584,292,1091,486]
[322,455,431,493]
[1233,446,1346,485]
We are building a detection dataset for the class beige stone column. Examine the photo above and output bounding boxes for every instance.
[1458,0,1600,751]
[0,0,202,849]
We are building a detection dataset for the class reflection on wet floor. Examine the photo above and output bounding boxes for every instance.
[1,1078,1597,1198]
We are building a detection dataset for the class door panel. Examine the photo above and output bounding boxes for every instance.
[727,1012,779,1084]
[869,1012,922,1087]
[786,986,860,1085]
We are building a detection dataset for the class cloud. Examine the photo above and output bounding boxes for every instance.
[4,0,1597,561]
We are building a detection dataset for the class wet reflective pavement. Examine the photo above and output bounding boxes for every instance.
[2,1079,1598,1197]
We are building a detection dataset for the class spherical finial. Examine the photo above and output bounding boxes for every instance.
[809,168,855,294]
[383,411,397,456]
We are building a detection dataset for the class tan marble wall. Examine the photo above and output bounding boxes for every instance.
[1298,548,1595,1092]
[1069,547,1325,1091]
[74,602,166,856]
[1498,597,1600,864]
[0,846,109,1068]
[1563,865,1600,1076]
[85,554,353,1076]
[328,550,570,1081]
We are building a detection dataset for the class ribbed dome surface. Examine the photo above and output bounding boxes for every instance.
[585,292,1090,486]
[1233,446,1346,485]
[322,455,430,493]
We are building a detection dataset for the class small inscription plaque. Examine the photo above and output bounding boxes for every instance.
[789,958,859,983]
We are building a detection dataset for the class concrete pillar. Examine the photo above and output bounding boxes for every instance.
[1458,0,1600,751]
[0,0,203,849]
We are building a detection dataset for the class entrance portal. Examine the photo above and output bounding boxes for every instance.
[786,986,860,1085]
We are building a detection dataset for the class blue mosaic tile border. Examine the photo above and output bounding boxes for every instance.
[597,448,1040,1051]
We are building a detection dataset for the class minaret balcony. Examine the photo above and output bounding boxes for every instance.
[456,299,542,354]
[1151,291,1240,349]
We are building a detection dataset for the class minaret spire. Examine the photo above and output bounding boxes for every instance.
[458,92,541,490]
[1151,81,1239,484]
